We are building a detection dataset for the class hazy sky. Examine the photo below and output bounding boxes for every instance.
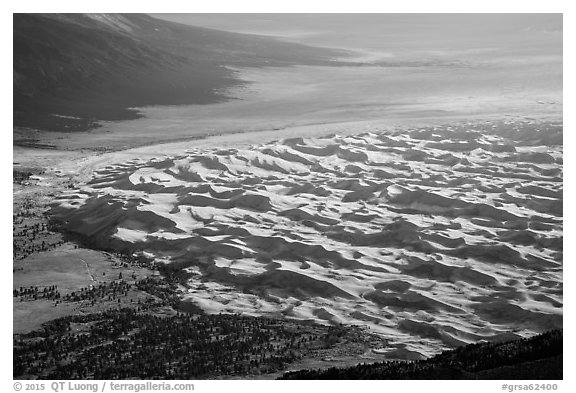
[150,14,562,58]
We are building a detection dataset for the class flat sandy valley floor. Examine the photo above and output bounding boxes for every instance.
[13,23,563,377]
[15,52,561,151]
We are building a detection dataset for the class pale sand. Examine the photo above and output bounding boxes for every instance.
[52,120,562,360]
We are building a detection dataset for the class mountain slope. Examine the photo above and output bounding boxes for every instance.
[13,13,346,132]
[280,330,563,380]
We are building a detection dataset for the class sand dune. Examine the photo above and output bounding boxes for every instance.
[52,120,562,359]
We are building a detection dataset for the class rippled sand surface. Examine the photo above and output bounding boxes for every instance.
[53,119,562,359]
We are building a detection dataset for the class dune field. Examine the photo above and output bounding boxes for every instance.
[51,118,563,360]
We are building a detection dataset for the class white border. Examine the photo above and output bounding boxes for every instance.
[3,2,572,392]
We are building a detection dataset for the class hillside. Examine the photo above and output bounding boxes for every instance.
[13,13,347,132]
[279,330,563,379]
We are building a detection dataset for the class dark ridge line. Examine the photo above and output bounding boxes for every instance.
[279,329,563,380]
